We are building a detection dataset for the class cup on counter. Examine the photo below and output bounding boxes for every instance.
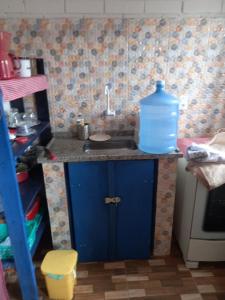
[77,123,89,140]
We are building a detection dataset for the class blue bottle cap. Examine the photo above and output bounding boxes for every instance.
[156,80,165,90]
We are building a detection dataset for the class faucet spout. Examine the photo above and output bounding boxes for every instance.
[104,83,115,117]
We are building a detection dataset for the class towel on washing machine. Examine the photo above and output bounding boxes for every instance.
[186,130,225,190]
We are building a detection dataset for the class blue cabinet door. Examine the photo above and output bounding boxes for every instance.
[68,160,155,262]
[114,160,155,260]
[68,162,109,262]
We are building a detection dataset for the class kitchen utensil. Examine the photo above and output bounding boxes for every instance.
[15,136,29,143]
[8,121,25,129]
[16,129,35,136]
[22,109,39,126]
[89,133,111,142]
[77,123,89,140]
[16,124,35,136]
[0,31,20,80]
[8,108,23,128]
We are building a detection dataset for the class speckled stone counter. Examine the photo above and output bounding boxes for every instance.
[40,136,181,162]
[40,136,182,256]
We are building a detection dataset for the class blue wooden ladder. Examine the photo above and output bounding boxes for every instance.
[0,91,38,300]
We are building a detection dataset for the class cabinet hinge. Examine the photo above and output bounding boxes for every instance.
[104,197,121,204]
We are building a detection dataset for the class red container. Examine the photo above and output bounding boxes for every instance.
[16,171,29,183]
[26,197,41,220]
[0,32,18,80]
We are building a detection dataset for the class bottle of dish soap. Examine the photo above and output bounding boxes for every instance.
[138,80,179,154]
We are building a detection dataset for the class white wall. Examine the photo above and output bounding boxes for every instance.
[0,0,225,17]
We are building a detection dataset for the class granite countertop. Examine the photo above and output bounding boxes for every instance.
[38,134,183,163]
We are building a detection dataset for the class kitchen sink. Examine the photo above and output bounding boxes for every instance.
[83,139,137,152]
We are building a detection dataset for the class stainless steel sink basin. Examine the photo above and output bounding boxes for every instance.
[83,139,137,152]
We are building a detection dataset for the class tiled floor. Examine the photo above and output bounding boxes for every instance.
[69,258,225,300]
[6,247,225,300]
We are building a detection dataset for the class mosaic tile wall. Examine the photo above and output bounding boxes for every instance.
[0,17,225,137]
[42,162,72,249]
[154,157,177,256]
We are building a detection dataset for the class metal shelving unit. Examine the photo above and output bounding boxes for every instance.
[0,60,51,300]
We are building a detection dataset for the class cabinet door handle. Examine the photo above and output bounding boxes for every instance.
[104,197,121,204]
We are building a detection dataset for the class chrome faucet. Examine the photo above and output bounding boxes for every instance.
[104,83,115,116]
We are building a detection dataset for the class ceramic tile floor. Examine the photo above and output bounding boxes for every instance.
[70,259,225,300]
[5,244,225,300]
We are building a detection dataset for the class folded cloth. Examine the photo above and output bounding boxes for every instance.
[186,142,225,162]
[186,131,225,190]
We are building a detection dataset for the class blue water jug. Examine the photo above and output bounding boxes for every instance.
[138,80,179,154]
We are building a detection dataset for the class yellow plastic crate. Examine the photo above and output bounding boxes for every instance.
[41,250,78,300]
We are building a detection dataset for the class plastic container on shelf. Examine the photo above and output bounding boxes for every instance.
[138,80,179,154]
[16,162,29,183]
[0,224,7,242]
[41,250,78,300]
[16,170,29,183]
[0,212,43,259]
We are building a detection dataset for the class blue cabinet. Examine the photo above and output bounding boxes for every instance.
[114,160,155,260]
[68,162,109,262]
[68,159,156,262]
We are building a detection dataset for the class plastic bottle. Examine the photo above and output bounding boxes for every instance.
[138,80,179,154]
